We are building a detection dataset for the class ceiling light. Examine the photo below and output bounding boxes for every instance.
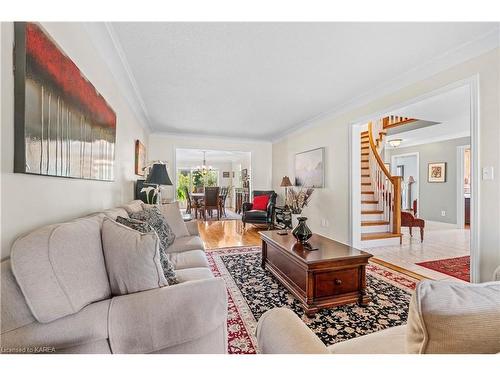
[388,139,402,148]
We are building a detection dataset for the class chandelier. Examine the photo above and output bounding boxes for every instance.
[195,151,213,172]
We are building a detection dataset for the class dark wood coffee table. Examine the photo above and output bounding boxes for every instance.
[260,230,373,316]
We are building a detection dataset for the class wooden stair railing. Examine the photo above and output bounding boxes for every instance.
[382,115,416,130]
[367,121,401,235]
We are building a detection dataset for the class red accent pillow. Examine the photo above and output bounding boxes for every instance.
[253,195,270,211]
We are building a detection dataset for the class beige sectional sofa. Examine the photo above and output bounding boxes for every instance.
[0,201,227,354]
[256,279,500,354]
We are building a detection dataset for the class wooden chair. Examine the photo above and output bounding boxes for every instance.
[401,207,425,243]
[219,187,228,217]
[202,187,220,220]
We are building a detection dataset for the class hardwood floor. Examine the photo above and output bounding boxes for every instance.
[198,219,262,249]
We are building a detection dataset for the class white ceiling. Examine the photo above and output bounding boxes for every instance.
[109,22,499,140]
[385,85,471,148]
[176,148,250,163]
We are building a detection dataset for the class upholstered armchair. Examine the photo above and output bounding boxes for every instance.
[242,190,277,229]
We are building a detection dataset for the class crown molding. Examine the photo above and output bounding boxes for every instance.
[271,25,500,143]
[150,130,272,144]
[83,22,152,131]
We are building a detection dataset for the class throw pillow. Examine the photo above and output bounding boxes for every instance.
[127,208,178,285]
[253,195,270,211]
[101,218,168,295]
[144,201,190,237]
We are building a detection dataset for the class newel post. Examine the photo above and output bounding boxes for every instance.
[392,176,402,235]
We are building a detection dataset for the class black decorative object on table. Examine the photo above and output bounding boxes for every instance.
[292,217,312,244]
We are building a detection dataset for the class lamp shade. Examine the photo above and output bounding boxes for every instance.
[145,163,172,186]
[408,176,415,184]
[280,176,292,187]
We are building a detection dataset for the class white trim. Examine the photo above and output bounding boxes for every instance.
[456,145,470,229]
[273,28,499,143]
[387,131,471,150]
[469,77,480,284]
[390,152,420,211]
[151,131,272,144]
[349,76,480,283]
[349,123,362,248]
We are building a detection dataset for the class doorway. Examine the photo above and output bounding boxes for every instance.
[350,78,479,282]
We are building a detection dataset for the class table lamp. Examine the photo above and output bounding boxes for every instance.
[145,163,173,204]
[280,176,292,208]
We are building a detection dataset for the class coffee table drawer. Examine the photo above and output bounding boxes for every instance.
[314,268,359,298]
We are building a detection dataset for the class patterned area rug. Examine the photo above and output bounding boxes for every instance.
[207,246,418,354]
[416,256,470,282]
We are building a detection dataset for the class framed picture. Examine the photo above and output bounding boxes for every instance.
[241,168,248,179]
[295,147,325,187]
[428,162,446,183]
[222,171,230,178]
[13,22,116,181]
[135,140,146,176]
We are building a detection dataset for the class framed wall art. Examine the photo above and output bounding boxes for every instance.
[428,162,446,183]
[295,147,325,187]
[13,22,116,181]
[135,140,146,176]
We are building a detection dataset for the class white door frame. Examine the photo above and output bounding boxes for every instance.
[349,76,479,283]
[390,152,420,211]
[456,145,471,229]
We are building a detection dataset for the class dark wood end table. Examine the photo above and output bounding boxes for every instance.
[260,230,373,317]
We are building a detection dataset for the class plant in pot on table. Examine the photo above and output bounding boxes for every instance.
[287,186,314,244]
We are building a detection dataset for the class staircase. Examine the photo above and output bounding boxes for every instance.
[359,116,413,247]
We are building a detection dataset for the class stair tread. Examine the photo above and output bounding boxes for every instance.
[361,220,390,226]
[361,182,371,186]
[361,167,369,170]
[362,200,379,204]
[361,191,375,194]
[361,210,384,214]
[361,174,370,177]
[361,232,402,240]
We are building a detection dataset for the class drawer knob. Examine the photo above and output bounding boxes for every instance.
[334,279,342,285]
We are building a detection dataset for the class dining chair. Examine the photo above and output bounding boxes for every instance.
[219,187,228,217]
[183,185,192,214]
[202,187,220,220]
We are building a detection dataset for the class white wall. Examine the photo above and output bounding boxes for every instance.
[272,48,500,282]
[1,22,149,259]
[148,133,272,201]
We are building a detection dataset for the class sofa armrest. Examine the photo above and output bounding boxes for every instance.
[108,278,227,353]
[242,202,253,213]
[493,266,500,281]
[185,220,199,236]
[256,308,328,354]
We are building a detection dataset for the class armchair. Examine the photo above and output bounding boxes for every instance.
[242,190,277,229]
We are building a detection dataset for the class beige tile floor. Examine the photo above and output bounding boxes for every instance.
[367,221,470,281]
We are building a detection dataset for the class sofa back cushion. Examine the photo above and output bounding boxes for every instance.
[406,280,500,354]
[121,200,145,215]
[10,216,111,323]
[145,202,189,238]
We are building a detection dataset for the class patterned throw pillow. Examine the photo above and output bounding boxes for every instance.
[116,216,153,233]
[128,207,178,284]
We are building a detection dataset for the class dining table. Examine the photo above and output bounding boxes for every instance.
[189,192,224,219]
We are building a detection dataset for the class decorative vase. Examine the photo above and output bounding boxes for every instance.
[292,217,312,244]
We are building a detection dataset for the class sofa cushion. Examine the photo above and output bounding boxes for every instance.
[130,206,176,251]
[168,250,209,270]
[406,280,500,354]
[244,210,267,220]
[102,218,170,294]
[121,200,144,215]
[10,216,111,323]
[102,207,129,220]
[328,325,407,354]
[151,202,190,238]
[175,268,214,283]
[166,235,205,254]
